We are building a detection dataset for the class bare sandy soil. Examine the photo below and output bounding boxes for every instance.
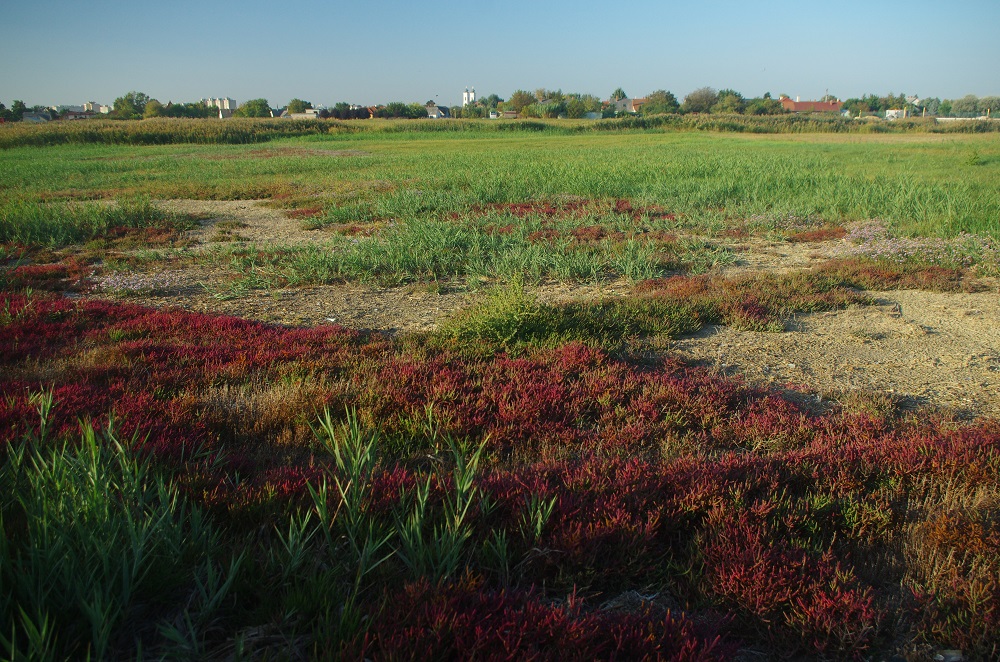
[108,200,1000,418]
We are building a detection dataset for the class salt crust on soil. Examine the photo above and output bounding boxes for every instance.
[108,200,1000,418]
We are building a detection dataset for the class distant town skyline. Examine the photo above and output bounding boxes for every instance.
[2,0,997,109]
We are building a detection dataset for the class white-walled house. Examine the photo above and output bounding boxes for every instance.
[426,103,450,119]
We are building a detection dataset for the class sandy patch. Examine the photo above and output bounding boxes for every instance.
[96,200,1000,417]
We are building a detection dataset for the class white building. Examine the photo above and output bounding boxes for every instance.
[82,101,111,114]
[462,87,476,106]
[203,97,236,111]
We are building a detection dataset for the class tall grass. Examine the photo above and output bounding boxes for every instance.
[0,404,219,659]
[217,210,691,287]
[1,115,997,149]
[2,131,998,237]
[0,197,186,246]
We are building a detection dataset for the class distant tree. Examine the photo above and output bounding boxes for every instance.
[564,97,586,119]
[610,87,627,101]
[9,100,27,121]
[111,91,150,120]
[525,99,565,118]
[744,97,784,115]
[143,99,165,118]
[330,101,372,120]
[711,89,744,113]
[642,90,679,115]
[376,101,425,119]
[950,94,980,116]
[286,98,312,114]
[377,102,406,118]
[681,87,718,114]
[168,102,214,119]
[234,98,272,118]
[878,92,906,111]
[459,104,486,118]
[181,102,216,118]
[0,102,9,122]
[583,94,602,113]
[921,97,941,116]
[979,96,1000,116]
[819,93,838,103]
[841,98,864,115]
[545,89,565,103]
[482,94,503,109]
[564,93,602,118]
[859,94,882,112]
[330,102,351,119]
[505,90,535,114]
[938,99,953,116]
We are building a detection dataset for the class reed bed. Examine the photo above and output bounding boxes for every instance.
[1,114,997,149]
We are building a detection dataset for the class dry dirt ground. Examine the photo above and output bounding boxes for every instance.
[102,200,1000,419]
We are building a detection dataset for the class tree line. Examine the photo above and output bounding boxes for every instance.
[3,89,997,123]
[841,92,1000,117]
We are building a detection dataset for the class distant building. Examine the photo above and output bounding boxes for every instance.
[21,112,52,123]
[613,97,648,114]
[462,87,476,106]
[280,108,321,119]
[426,103,450,119]
[203,97,236,111]
[63,110,97,120]
[779,95,843,113]
[885,109,906,120]
[83,101,111,114]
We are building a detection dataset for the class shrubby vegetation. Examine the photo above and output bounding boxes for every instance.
[2,112,997,149]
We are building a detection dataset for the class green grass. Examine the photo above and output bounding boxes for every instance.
[0,197,190,246]
[0,404,223,660]
[1,131,998,238]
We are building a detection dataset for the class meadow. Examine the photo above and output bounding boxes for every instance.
[2,121,1000,659]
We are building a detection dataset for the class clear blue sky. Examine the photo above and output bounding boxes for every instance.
[2,0,997,108]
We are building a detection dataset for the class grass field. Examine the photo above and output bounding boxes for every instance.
[2,125,1000,659]
[2,129,999,238]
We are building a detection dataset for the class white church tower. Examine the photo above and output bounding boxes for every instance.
[462,87,476,106]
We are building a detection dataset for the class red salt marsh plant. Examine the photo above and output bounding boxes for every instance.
[342,579,729,661]
[3,290,1000,658]
[1,258,95,293]
[479,198,676,223]
[698,509,880,656]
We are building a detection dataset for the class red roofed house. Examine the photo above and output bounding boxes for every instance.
[779,95,843,113]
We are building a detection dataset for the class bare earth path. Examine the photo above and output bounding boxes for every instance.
[113,201,1000,417]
